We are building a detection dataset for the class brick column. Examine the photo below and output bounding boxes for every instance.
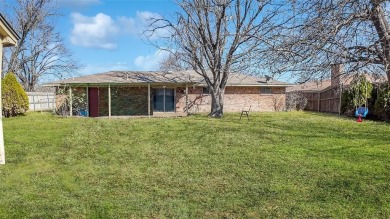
[331,64,342,88]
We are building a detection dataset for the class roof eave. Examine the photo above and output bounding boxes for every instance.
[225,84,292,87]
[42,81,199,87]
[0,14,20,47]
[44,81,292,87]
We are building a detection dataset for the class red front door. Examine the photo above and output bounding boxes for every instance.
[88,87,99,117]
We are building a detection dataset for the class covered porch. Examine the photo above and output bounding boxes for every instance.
[66,83,192,118]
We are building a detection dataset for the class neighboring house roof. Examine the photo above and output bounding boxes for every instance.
[287,80,331,92]
[45,70,291,87]
[0,13,20,47]
[287,73,387,93]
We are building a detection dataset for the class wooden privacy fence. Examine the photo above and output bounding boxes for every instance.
[27,92,56,111]
[302,87,342,114]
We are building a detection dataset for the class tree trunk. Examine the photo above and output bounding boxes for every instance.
[210,87,224,118]
[369,1,390,85]
[27,82,33,92]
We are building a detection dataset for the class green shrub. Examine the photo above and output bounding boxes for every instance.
[340,89,354,115]
[374,84,390,120]
[2,73,29,117]
[349,74,373,107]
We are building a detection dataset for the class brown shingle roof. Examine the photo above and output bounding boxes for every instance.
[287,73,387,92]
[287,80,331,92]
[45,70,291,87]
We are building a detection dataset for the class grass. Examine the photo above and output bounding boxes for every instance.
[0,111,389,218]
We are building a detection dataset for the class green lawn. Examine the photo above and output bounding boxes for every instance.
[0,112,389,218]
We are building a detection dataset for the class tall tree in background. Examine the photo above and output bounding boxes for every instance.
[3,0,79,91]
[273,0,390,84]
[158,51,190,72]
[148,0,293,117]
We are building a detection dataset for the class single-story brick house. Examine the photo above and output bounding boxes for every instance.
[45,70,291,117]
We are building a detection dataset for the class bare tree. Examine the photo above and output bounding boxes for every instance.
[147,0,294,117]
[274,0,390,84]
[158,51,190,72]
[3,0,79,91]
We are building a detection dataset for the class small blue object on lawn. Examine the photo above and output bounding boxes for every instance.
[355,107,368,118]
[79,108,88,117]
[355,107,368,122]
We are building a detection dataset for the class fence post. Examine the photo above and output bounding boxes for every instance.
[32,94,36,111]
[47,92,50,108]
[317,92,320,112]
[339,84,343,116]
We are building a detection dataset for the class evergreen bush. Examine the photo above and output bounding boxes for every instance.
[349,74,373,107]
[2,73,29,117]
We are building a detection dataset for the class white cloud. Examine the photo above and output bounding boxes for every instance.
[134,49,170,71]
[56,0,101,9]
[118,11,170,38]
[70,11,170,49]
[70,12,119,49]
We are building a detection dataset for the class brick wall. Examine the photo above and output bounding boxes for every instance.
[98,87,109,116]
[331,64,342,88]
[176,86,286,113]
[110,87,149,116]
[97,87,150,116]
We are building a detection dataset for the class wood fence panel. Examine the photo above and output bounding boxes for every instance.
[300,87,341,114]
[27,92,56,111]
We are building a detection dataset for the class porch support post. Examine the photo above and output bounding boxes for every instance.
[108,84,111,119]
[0,40,4,164]
[185,84,188,114]
[86,85,89,117]
[69,86,72,117]
[148,84,151,118]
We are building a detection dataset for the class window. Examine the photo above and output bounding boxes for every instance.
[203,86,210,95]
[260,87,273,95]
[153,88,175,112]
